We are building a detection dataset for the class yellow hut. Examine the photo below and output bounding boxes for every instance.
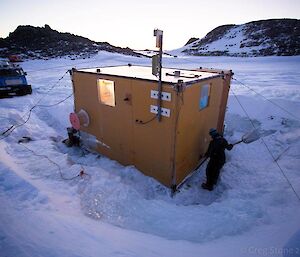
[69,65,232,190]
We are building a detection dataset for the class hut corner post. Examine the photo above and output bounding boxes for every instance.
[217,70,234,134]
[170,80,184,196]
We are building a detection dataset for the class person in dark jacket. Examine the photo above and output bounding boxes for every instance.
[202,128,233,191]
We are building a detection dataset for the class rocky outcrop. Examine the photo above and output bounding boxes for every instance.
[179,19,300,57]
[0,25,145,59]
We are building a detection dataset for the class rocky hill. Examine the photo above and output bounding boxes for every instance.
[0,25,144,59]
[174,19,300,57]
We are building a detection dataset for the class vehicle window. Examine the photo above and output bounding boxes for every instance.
[0,69,23,76]
[16,69,24,75]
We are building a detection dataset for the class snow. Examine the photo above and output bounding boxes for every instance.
[1,52,300,257]
[134,50,174,58]
[170,25,276,56]
[198,25,269,54]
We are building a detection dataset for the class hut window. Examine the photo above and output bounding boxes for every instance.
[199,84,210,109]
[97,79,116,107]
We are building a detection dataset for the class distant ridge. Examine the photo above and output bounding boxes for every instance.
[172,19,300,57]
[0,24,145,59]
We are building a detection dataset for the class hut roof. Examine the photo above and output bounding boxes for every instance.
[76,65,221,84]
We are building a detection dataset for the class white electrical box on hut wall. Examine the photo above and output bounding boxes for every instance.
[150,90,171,101]
[150,105,171,117]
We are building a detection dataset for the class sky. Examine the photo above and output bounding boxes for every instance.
[0,0,299,50]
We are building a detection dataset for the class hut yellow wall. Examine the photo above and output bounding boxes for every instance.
[72,72,134,165]
[72,71,176,187]
[131,80,176,186]
[174,78,225,185]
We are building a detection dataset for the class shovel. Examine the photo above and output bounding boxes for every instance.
[233,129,261,146]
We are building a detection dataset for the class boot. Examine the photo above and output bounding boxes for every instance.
[201,183,213,191]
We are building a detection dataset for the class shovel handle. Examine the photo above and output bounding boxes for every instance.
[233,139,243,146]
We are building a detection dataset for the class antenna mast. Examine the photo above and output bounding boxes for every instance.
[153,29,163,122]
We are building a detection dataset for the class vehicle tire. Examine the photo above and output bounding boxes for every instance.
[17,86,32,96]
[16,89,24,96]
[27,86,32,95]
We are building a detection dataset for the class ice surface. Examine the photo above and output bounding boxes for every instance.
[0,52,300,257]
